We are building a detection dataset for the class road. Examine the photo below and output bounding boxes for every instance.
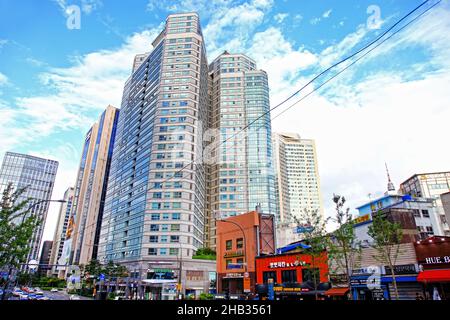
[44,290,93,300]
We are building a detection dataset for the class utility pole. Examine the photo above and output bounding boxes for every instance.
[177,241,183,300]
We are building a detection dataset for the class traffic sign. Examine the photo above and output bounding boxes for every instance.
[28,259,38,270]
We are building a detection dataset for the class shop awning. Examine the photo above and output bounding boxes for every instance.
[417,270,450,283]
[324,287,349,296]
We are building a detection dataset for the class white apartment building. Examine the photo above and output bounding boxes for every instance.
[272,133,323,247]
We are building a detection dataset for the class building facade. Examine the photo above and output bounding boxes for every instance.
[0,152,58,263]
[206,52,276,248]
[216,210,275,295]
[48,187,74,277]
[355,194,444,244]
[272,133,323,247]
[441,192,450,232]
[255,249,330,300]
[64,105,119,266]
[400,172,450,236]
[97,13,209,285]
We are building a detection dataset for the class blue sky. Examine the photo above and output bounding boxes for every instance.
[1,0,449,239]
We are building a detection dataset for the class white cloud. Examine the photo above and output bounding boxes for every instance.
[270,4,450,221]
[0,72,7,86]
[1,28,162,243]
[272,71,450,220]
[310,17,321,25]
[274,13,289,23]
[322,9,332,18]
[248,27,318,103]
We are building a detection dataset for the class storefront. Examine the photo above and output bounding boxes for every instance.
[255,249,329,300]
[350,274,389,300]
[350,264,421,300]
[415,236,450,300]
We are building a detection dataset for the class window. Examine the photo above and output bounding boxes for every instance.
[171,224,180,231]
[170,248,179,255]
[413,209,420,217]
[226,259,232,268]
[422,210,430,218]
[263,271,277,284]
[170,235,180,243]
[150,224,159,231]
[151,214,160,220]
[281,270,297,283]
[302,268,319,283]
[226,240,232,250]
[160,248,167,255]
[149,236,158,243]
[173,213,181,220]
[236,238,243,249]
[148,248,157,255]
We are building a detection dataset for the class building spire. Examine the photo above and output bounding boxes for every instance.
[385,162,395,192]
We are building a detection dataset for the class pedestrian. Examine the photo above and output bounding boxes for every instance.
[415,293,424,300]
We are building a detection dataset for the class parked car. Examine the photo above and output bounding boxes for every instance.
[28,293,37,300]
[51,288,59,292]
[34,288,44,295]
[69,295,80,300]
[19,293,29,300]
[12,289,23,297]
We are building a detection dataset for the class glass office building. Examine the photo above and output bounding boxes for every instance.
[98,13,209,276]
[48,187,74,277]
[206,52,276,248]
[63,105,119,266]
[0,152,58,262]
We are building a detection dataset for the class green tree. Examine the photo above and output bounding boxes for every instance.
[296,208,328,300]
[327,194,361,299]
[84,259,103,278]
[1,183,41,300]
[367,211,403,300]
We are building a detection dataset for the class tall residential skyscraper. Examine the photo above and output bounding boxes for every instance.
[206,52,276,248]
[64,105,119,266]
[400,172,450,236]
[48,187,74,277]
[0,152,58,262]
[98,13,209,275]
[272,133,323,247]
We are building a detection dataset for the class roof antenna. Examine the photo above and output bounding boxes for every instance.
[385,162,395,192]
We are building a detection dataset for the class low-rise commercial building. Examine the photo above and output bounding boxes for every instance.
[255,244,329,300]
[216,210,276,296]
[415,236,450,299]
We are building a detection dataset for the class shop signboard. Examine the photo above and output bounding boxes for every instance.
[372,289,385,300]
[415,239,450,270]
[243,277,251,293]
[384,264,418,275]
[224,273,243,278]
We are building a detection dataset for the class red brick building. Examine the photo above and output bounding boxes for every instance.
[216,210,275,295]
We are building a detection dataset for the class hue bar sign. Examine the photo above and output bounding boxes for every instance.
[415,240,450,270]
